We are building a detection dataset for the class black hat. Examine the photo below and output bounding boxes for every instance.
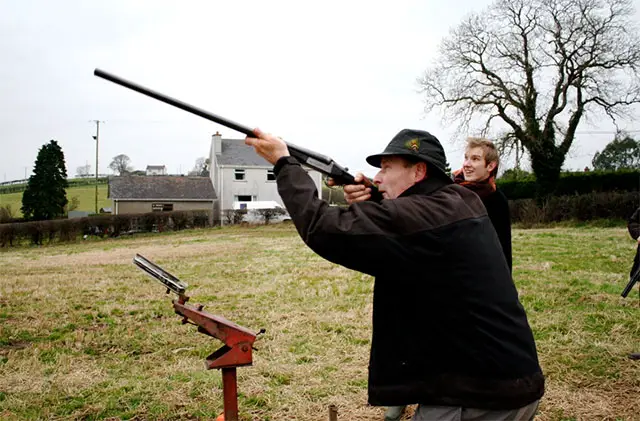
[366,129,448,174]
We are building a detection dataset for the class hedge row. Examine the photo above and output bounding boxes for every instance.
[498,169,639,199]
[1,192,637,247]
[510,191,638,226]
[0,210,211,247]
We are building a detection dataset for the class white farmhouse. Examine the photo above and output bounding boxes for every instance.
[208,132,322,223]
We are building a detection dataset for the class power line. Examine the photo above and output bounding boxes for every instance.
[575,130,640,134]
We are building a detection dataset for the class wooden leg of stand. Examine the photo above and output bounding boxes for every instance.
[222,367,239,421]
[329,404,338,420]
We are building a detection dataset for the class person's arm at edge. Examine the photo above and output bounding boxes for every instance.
[494,189,513,272]
[628,206,640,241]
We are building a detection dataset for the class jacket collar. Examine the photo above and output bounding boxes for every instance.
[398,175,452,198]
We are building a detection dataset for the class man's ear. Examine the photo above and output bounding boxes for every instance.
[486,160,497,174]
[415,162,428,182]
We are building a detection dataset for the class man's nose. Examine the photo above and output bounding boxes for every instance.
[373,172,382,185]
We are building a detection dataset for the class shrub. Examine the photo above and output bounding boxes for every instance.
[111,215,130,237]
[92,215,113,237]
[0,205,14,223]
[141,213,158,233]
[256,208,286,225]
[66,196,80,213]
[510,191,638,226]
[223,209,247,225]
[498,169,639,199]
[192,211,210,228]
[171,211,190,231]
[59,219,79,242]
[24,221,44,245]
[0,223,17,247]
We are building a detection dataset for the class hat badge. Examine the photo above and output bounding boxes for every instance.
[405,138,420,152]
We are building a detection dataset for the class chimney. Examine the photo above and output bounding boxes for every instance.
[212,131,222,156]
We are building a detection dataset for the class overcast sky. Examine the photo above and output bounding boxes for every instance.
[1,0,639,182]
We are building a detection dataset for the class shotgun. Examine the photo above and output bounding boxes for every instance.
[94,68,382,202]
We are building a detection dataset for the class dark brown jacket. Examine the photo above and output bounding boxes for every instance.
[274,156,544,409]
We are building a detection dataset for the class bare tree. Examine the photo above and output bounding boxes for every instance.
[188,157,209,177]
[494,131,528,172]
[419,0,640,196]
[76,164,92,177]
[108,154,133,175]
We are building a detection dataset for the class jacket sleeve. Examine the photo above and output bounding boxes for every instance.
[496,211,513,273]
[274,157,400,277]
[629,207,640,240]
[488,190,513,272]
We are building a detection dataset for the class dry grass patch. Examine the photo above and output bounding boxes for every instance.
[0,225,638,420]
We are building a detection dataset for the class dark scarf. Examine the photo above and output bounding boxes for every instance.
[452,168,496,199]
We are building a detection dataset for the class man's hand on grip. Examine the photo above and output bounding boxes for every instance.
[245,128,290,165]
[327,172,372,204]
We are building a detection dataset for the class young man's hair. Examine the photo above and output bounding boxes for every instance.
[466,137,499,177]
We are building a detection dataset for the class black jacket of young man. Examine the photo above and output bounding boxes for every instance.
[273,156,544,410]
[481,188,512,272]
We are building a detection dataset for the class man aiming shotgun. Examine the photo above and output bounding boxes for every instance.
[95,69,544,420]
[245,128,544,420]
[377,137,513,421]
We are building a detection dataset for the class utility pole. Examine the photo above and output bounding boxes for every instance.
[91,120,104,214]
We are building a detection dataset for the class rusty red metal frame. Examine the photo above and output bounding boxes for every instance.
[174,297,259,421]
[134,254,262,421]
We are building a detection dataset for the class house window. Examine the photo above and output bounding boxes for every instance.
[152,203,173,212]
[234,169,245,181]
[235,195,253,202]
[267,170,276,181]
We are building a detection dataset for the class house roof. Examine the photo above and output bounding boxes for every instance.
[109,175,216,200]
[218,138,272,166]
[146,165,166,170]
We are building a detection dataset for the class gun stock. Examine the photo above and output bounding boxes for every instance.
[94,68,382,200]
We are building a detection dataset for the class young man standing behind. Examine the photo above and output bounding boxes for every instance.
[454,138,512,272]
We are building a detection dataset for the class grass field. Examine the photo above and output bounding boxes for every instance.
[0,185,111,218]
[0,225,638,420]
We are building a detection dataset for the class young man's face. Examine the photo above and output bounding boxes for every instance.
[463,146,496,182]
[373,156,424,200]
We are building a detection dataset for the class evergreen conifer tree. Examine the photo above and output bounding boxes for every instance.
[22,140,68,220]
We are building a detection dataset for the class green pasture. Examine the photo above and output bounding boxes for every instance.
[0,185,111,218]
[0,225,638,420]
